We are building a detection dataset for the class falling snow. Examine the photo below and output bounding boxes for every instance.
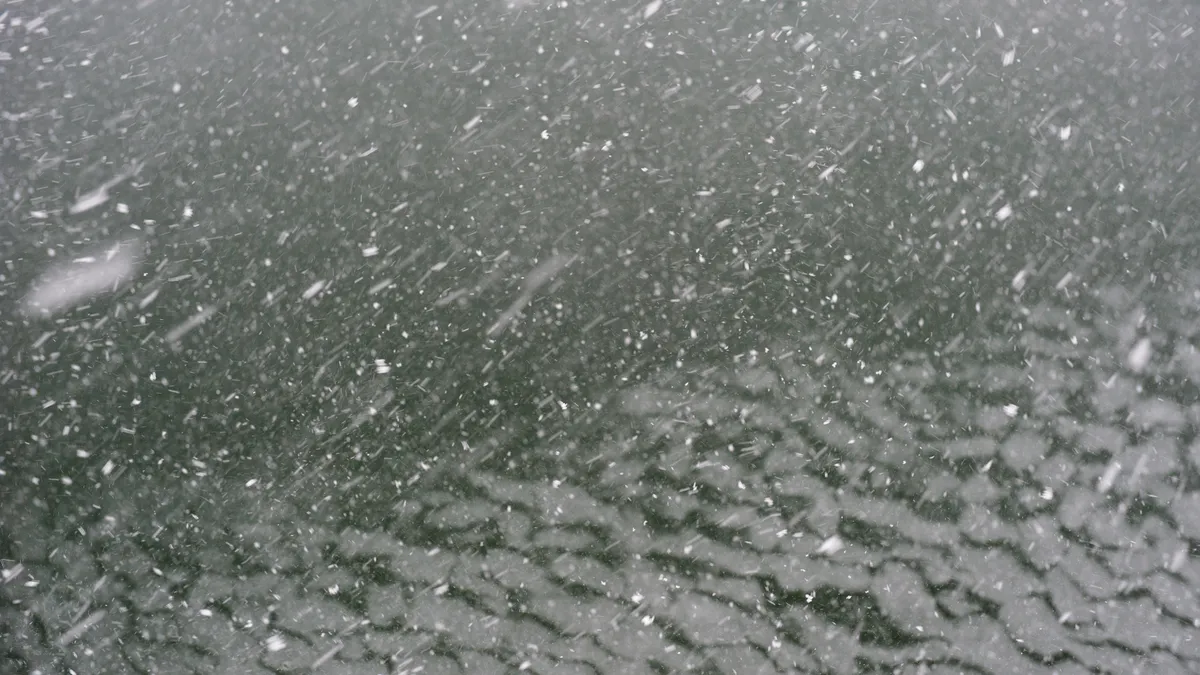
[21,240,141,317]
[2,1,1199,673]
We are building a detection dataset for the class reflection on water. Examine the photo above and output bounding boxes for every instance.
[5,273,1200,673]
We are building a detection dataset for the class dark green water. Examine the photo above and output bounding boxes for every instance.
[3,0,1200,673]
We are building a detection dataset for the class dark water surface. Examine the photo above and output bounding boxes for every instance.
[3,0,1200,673]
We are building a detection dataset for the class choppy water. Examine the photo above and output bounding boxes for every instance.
[3,0,1200,673]
[6,271,1200,673]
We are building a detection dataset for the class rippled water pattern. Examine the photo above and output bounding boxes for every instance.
[3,0,1200,672]
[5,276,1200,674]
